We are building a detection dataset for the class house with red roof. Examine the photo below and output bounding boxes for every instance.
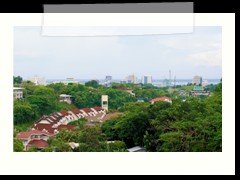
[58,110,77,124]
[32,123,77,134]
[16,130,54,151]
[55,124,77,133]
[31,124,56,134]
[68,109,85,120]
[91,106,105,114]
[15,106,110,151]
[150,96,172,104]
[81,108,96,117]
[26,139,49,151]
[118,87,135,96]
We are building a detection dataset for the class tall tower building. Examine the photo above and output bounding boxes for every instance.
[105,76,112,82]
[125,74,138,84]
[105,75,112,87]
[142,75,152,84]
[192,75,203,85]
[101,95,108,112]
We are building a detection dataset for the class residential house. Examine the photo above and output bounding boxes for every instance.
[16,130,53,151]
[13,87,24,100]
[150,96,172,104]
[59,94,72,104]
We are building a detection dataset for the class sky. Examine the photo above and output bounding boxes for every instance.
[14,26,222,80]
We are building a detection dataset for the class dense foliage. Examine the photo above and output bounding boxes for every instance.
[102,81,222,152]
[14,76,222,152]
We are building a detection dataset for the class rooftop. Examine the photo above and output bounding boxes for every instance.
[92,106,103,111]
[16,130,53,139]
[127,146,146,152]
[59,110,69,116]
[60,94,72,97]
[32,124,56,134]
[81,108,93,113]
[27,139,49,148]
[71,109,82,115]
[193,85,204,92]
[150,96,172,103]
[13,87,24,90]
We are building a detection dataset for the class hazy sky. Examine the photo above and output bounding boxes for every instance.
[14,26,222,80]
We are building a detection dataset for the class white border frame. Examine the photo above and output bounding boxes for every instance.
[0,13,235,175]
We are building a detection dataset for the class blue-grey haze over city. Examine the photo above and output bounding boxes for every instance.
[14,26,222,81]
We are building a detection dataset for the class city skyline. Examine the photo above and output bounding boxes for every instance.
[14,26,222,80]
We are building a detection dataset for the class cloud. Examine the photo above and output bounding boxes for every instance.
[187,49,222,67]
[14,26,222,79]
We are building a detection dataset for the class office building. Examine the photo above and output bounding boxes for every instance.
[192,75,202,85]
[125,74,138,84]
[142,75,152,84]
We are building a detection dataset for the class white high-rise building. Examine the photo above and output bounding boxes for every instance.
[125,74,138,84]
[202,80,208,87]
[105,75,112,87]
[142,75,152,84]
[192,75,202,85]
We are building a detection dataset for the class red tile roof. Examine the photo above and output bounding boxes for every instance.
[150,96,172,103]
[81,108,93,113]
[71,109,82,115]
[32,124,56,134]
[16,130,53,139]
[36,115,55,125]
[59,110,69,116]
[92,106,103,111]
[27,139,49,148]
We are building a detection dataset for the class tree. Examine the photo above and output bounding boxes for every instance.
[41,147,53,152]
[77,126,107,152]
[68,118,87,130]
[114,111,150,147]
[13,76,23,84]
[27,146,39,152]
[107,141,128,152]
[142,88,222,152]
[101,116,120,140]
[48,137,72,152]
[14,101,36,124]
[85,80,99,88]
[14,139,24,152]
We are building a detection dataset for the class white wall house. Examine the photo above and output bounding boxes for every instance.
[59,94,72,104]
[13,87,24,100]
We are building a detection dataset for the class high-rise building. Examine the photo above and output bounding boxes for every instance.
[125,74,138,84]
[192,75,202,85]
[104,75,112,87]
[105,76,112,82]
[142,75,152,84]
[202,80,208,87]
[162,79,170,87]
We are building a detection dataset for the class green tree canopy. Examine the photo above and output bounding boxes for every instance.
[85,80,99,88]
[13,76,23,84]
[14,139,24,152]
